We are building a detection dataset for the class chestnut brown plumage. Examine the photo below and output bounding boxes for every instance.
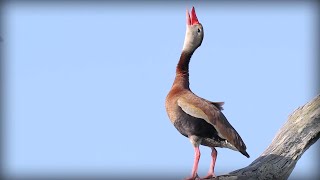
[165,7,249,180]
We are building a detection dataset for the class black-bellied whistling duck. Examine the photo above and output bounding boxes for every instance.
[165,7,249,180]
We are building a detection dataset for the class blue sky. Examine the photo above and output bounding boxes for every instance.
[3,1,319,179]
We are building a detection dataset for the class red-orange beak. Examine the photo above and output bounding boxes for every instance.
[186,6,200,25]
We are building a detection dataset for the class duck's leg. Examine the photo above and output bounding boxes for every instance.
[185,136,202,180]
[202,147,217,179]
[185,146,200,180]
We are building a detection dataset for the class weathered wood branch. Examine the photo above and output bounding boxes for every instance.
[210,94,320,180]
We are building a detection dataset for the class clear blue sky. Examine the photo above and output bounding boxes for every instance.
[3,1,319,179]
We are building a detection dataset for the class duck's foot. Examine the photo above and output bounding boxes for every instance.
[201,173,216,179]
[184,173,200,180]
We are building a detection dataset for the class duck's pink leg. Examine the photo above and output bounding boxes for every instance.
[185,147,201,180]
[202,147,217,179]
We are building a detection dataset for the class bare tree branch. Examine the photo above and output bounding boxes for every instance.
[210,94,320,180]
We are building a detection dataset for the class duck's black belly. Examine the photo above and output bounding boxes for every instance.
[173,108,221,140]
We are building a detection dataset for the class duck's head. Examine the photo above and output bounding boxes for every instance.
[182,7,204,53]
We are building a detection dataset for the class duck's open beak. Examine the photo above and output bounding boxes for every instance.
[186,6,200,25]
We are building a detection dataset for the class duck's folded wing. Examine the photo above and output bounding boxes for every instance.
[177,94,249,157]
[177,96,220,125]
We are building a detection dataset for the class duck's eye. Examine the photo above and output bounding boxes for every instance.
[197,28,201,33]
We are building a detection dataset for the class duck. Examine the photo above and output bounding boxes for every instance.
[165,7,249,180]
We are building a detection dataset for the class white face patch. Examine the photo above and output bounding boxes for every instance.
[182,24,204,52]
[182,27,194,52]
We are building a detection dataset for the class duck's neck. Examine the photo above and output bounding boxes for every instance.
[173,50,194,89]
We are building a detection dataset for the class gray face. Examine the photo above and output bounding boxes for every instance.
[182,23,204,52]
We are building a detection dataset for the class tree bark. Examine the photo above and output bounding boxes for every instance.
[210,94,320,180]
